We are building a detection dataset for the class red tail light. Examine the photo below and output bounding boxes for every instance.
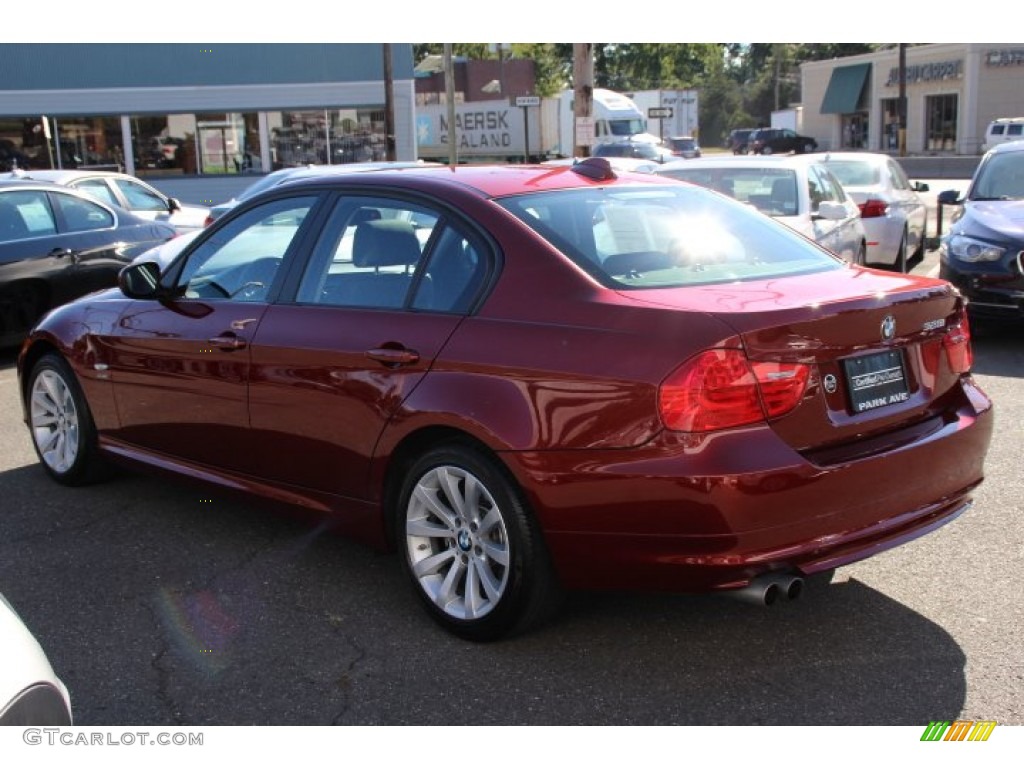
[858,199,889,218]
[943,309,973,374]
[659,348,810,432]
[203,215,215,227]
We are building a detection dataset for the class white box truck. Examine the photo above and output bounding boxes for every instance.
[415,88,656,162]
[629,89,700,142]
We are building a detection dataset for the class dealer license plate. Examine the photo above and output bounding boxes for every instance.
[842,349,909,413]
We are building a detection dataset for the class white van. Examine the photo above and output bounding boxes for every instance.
[982,117,1024,151]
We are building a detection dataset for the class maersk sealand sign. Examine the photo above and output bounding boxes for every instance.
[417,101,524,156]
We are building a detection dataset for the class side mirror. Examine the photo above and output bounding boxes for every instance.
[937,189,962,205]
[815,201,848,221]
[168,197,182,212]
[118,261,164,299]
[913,181,930,193]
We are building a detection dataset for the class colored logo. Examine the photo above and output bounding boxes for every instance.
[416,116,435,145]
[881,314,896,341]
[920,720,997,742]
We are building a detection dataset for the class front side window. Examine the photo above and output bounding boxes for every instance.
[498,185,839,289]
[176,195,317,301]
[53,193,114,233]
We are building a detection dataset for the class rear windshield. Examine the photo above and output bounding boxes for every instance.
[823,160,881,187]
[496,184,840,289]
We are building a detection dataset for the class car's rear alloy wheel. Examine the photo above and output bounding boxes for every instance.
[28,354,107,486]
[399,444,559,641]
[761,146,774,155]
[802,142,815,153]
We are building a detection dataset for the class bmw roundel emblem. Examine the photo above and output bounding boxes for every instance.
[881,315,896,341]
[823,374,837,394]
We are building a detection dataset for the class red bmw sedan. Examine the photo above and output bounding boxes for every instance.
[17,159,993,640]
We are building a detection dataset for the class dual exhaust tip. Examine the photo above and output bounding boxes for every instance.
[732,573,805,606]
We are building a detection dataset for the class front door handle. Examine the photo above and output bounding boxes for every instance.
[208,334,247,351]
[49,247,77,263]
[366,347,419,366]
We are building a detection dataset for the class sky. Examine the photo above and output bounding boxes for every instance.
[11,3,993,45]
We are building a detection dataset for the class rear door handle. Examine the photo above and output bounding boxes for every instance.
[208,334,248,351]
[366,347,419,366]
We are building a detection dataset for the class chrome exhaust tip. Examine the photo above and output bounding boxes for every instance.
[731,574,781,606]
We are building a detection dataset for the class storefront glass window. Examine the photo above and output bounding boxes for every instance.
[131,114,196,177]
[926,94,958,151]
[131,113,261,177]
[267,108,386,170]
[0,116,125,171]
[881,98,900,152]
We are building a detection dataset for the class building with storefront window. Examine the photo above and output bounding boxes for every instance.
[0,44,416,179]
[800,43,1024,155]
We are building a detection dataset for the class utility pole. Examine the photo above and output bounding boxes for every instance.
[382,44,396,161]
[898,43,907,157]
[573,43,594,157]
[444,43,457,168]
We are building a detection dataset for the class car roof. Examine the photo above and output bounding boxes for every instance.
[3,169,128,184]
[657,156,817,172]
[0,177,94,192]
[818,152,890,165]
[987,139,1024,155]
[274,162,670,199]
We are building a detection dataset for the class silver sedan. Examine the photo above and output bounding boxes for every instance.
[819,152,929,272]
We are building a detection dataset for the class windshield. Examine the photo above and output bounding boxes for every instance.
[658,167,799,217]
[970,151,1024,200]
[496,185,839,289]
[824,160,880,187]
[608,119,646,137]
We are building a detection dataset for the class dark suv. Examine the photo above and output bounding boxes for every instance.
[749,128,818,155]
[726,128,755,155]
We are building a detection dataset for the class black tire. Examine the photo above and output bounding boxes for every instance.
[855,242,867,266]
[27,353,108,486]
[761,145,774,155]
[894,230,908,273]
[396,443,561,641]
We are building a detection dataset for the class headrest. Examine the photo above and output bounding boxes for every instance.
[352,219,421,268]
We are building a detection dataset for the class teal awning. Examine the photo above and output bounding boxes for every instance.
[821,63,871,114]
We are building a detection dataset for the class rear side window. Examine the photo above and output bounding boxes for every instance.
[498,185,839,289]
[297,197,438,309]
[0,190,57,239]
[1009,124,1024,137]
[991,124,1006,136]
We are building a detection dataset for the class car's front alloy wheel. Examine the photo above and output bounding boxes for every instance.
[398,444,559,640]
[28,353,107,486]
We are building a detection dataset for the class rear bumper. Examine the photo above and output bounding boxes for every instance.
[503,380,993,592]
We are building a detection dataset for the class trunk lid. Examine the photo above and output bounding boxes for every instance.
[619,266,968,454]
